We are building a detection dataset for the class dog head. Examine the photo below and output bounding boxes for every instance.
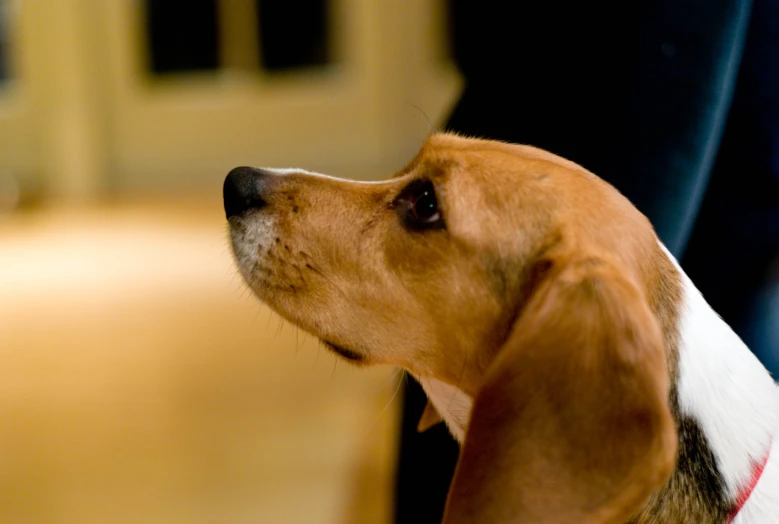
[224,133,677,522]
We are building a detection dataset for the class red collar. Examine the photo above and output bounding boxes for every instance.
[727,440,772,523]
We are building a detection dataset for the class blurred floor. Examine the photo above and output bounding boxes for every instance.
[0,196,399,524]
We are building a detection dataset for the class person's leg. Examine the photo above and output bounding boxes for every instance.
[682,0,779,375]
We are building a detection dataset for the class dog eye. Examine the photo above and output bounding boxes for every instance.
[396,179,445,231]
[411,187,439,222]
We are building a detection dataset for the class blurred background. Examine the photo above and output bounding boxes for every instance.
[2,0,778,523]
[0,1,461,522]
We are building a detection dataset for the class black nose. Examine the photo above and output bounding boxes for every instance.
[223,166,267,219]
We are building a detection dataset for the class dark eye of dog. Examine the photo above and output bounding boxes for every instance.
[395,179,445,231]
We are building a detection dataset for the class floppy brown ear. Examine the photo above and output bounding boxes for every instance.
[442,258,677,524]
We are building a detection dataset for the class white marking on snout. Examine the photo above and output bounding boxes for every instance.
[229,213,277,281]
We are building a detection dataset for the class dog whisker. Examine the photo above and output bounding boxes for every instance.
[361,370,404,439]
[314,343,321,367]
[378,368,405,393]
[251,301,263,322]
[409,103,435,135]
[295,329,307,354]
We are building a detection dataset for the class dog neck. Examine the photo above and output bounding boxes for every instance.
[663,250,779,523]
[415,246,779,523]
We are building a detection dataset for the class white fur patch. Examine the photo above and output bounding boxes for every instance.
[661,244,779,517]
[229,213,276,281]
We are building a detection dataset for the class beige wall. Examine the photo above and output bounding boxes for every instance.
[0,0,461,203]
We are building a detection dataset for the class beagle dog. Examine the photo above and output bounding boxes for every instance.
[223,134,778,523]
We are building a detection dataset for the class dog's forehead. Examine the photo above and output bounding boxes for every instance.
[396,136,543,206]
[407,133,591,178]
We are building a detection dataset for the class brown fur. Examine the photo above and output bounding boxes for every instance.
[227,133,692,522]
